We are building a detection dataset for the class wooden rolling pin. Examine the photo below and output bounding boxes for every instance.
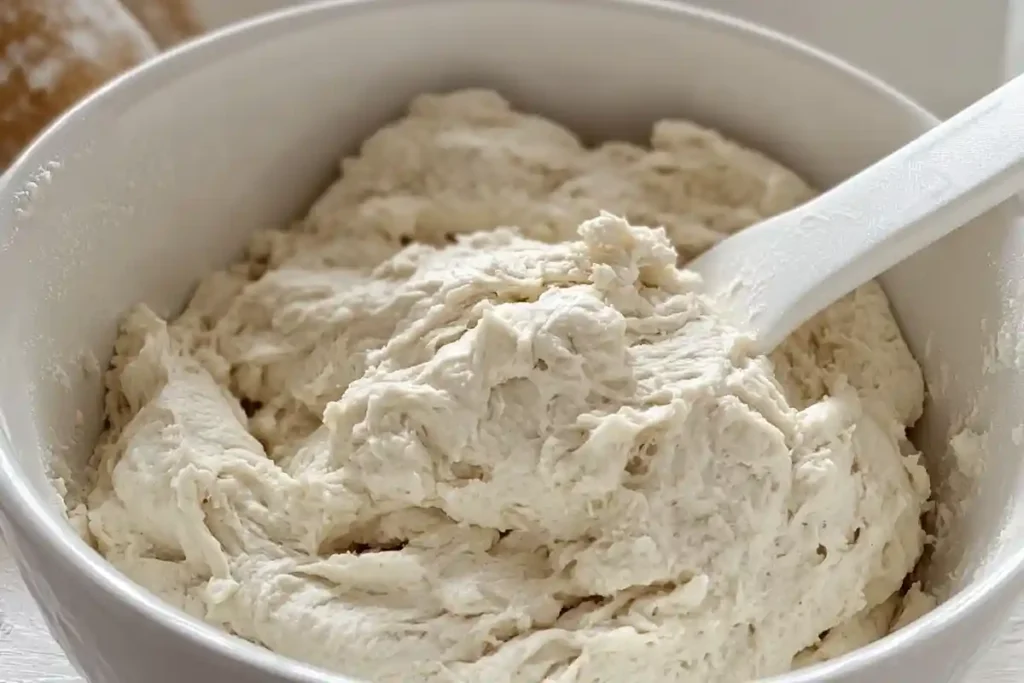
[0,0,164,168]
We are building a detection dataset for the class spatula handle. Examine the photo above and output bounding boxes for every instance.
[703,73,1024,354]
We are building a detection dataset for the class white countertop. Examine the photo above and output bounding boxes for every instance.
[1,1,1022,681]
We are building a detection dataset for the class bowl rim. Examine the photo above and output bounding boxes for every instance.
[1,0,1021,681]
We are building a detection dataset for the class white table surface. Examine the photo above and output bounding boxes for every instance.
[1,1,1023,681]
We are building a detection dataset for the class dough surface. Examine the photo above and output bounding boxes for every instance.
[79,90,931,682]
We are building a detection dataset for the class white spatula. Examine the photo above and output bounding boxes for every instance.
[687,73,1024,355]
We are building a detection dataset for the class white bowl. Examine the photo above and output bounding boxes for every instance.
[0,1,1022,681]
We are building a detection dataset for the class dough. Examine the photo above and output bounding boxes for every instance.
[79,90,931,682]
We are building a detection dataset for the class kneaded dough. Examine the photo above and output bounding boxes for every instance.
[79,90,931,683]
